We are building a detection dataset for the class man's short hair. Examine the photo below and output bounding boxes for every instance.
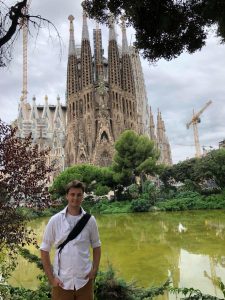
[65,180,85,194]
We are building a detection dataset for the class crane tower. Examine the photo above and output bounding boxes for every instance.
[20,0,31,120]
[186,100,212,158]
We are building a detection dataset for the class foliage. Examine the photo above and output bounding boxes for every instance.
[156,191,225,211]
[95,184,110,196]
[113,130,160,186]
[83,0,225,62]
[90,199,131,214]
[130,198,151,212]
[0,120,51,277]
[169,283,225,300]
[16,204,65,219]
[2,248,225,300]
[49,164,115,199]
[160,149,225,193]
[18,247,44,270]
[0,1,59,67]
[127,184,139,199]
[95,265,170,300]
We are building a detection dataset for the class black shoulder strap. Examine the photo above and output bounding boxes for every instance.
[57,213,91,253]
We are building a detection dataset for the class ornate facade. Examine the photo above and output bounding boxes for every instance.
[65,13,172,167]
[16,12,172,177]
[16,95,66,180]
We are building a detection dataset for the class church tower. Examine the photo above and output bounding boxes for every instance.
[64,12,172,167]
[120,18,137,131]
[108,17,123,139]
[156,110,172,165]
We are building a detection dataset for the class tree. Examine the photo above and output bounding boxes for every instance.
[160,157,197,187]
[49,164,116,199]
[82,0,225,62]
[112,130,160,185]
[160,149,225,192]
[194,149,225,189]
[0,119,51,276]
[0,1,59,67]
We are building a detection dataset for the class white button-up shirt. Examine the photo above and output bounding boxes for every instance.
[40,206,101,290]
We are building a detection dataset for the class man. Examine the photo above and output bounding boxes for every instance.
[40,180,101,300]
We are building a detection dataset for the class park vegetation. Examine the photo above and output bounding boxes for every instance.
[0,119,52,279]
[1,127,225,299]
[0,249,224,299]
[49,130,225,214]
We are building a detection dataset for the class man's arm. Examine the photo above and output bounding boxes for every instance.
[86,246,101,280]
[41,250,63,287]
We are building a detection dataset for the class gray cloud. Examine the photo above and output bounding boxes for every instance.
[1,0,225,163]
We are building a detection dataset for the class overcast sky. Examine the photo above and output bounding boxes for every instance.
[1,0,225,163]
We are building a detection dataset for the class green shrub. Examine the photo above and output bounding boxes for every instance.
[156,191,225,211]
[127,184,139,199]
[95,185,110,196]
[95,266,169,300]
[130,198,151,212]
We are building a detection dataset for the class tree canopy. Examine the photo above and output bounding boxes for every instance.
[49,164,115,199]
[160,148,225,192]
[82,0,225,62]
[0,119,51,273]
[0,1,59,67]
[112,130,161,185]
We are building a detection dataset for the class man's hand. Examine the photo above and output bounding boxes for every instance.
[85,268,98,280]
[50,276,64,287]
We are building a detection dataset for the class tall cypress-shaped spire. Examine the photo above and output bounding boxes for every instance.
[81,11,93,88]
[93,22,103,82]
[157,109,164,143]
[82,11,89,41]
[157,110,173,165]
[149,106,156,141]
[108,16,121,87]
[66,15,79,99]
[121,18,135,94]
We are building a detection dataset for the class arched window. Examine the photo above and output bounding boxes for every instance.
[101,131,109,142]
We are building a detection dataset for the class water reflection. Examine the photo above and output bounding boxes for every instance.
[9,210,225,298]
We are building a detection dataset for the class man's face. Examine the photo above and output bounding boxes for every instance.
[66,187,84,208]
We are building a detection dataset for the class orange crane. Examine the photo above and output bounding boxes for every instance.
[186,100,212,158]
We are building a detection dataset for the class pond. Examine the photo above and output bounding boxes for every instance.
[9,210,225,298]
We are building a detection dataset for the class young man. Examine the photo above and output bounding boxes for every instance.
[40,180,101,300]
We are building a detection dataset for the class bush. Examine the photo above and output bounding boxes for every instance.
[95,185,110,196]
[95,266,169,300]
[130,198,151,212]
[127,184,139,199]
[156,191,225,211]
[91,200,131,214]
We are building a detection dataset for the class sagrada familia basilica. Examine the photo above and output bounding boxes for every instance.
[16,12,172,178]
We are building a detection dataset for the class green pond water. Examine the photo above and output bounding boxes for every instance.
[9,210,225,298]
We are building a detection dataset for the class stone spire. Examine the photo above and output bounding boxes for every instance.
[82,11,89,41]
[121,17,135,94]
[66,15,80,98]
[68,15,76,55]
[109,16,117,41]
[121,17,129,54]
[157,109,163,143]
[157,110,172,165]
[108,16,121,87]
[81,10,93,88]
[93,22,103,82]
[149,106,156,142]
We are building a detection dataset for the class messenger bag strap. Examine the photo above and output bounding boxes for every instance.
[57,213,91,254]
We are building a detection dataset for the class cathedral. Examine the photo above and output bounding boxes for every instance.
[16,12,172,178]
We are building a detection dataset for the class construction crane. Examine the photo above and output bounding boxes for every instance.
[186,100,212,158]
[20,0,32,119]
